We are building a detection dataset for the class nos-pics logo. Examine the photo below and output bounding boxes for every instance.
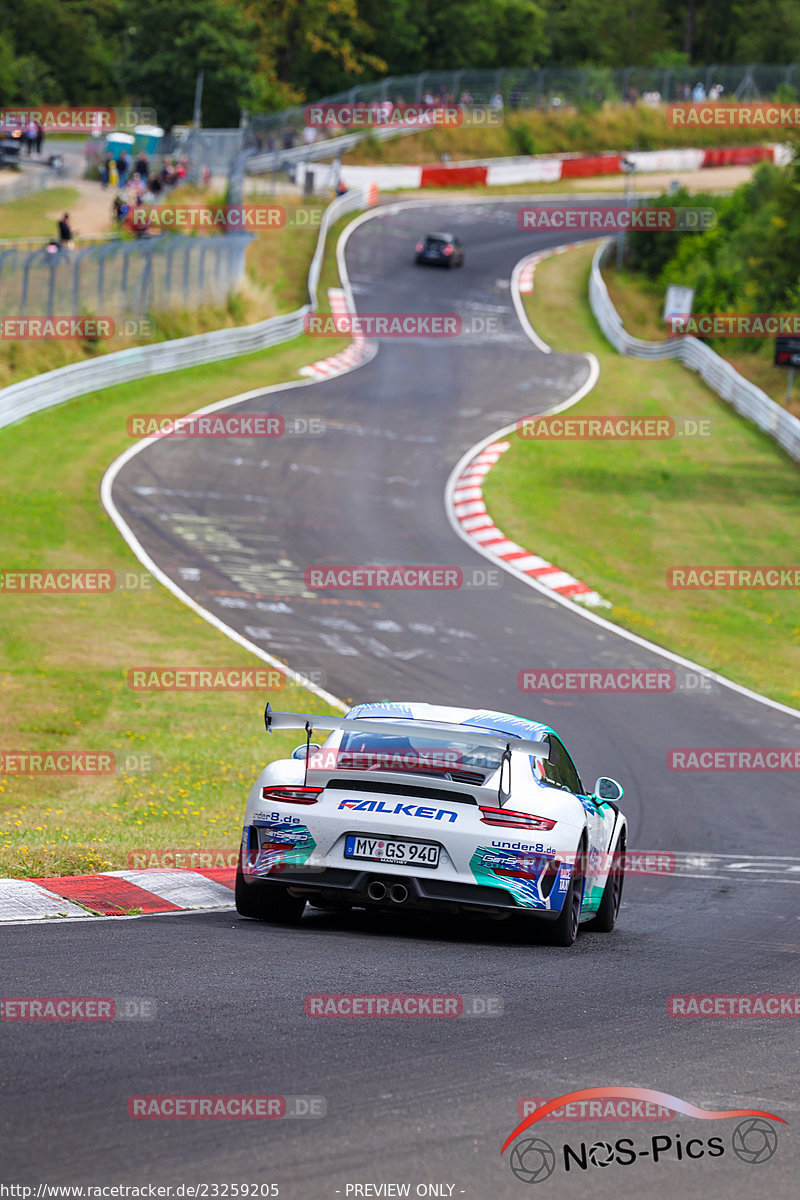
[502,1088,782,1183]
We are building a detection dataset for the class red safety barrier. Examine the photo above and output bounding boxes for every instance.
[560,154,623,178]
[701,146,774,168]
[420,165,488,187]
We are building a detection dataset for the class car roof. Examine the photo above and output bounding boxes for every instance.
[344,701,554,743]
[426,231,456,240]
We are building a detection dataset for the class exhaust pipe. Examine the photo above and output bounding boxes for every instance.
[388,883,409,905]
[367,880,387,901]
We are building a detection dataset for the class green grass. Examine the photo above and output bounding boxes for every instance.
[346,103,789,165]
[0,240,353,878]
[0,186,80,238]
[483,241,800,710]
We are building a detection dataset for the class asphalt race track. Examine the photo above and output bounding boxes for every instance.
[3,201,799,1198]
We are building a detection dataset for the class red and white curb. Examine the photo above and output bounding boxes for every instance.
[299,288,375,380]
[517,246,569,294]
[0,868,236,923]
[451,441,607,607]
[450,242,607,607]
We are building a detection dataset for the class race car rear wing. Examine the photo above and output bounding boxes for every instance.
[263,705,551,761]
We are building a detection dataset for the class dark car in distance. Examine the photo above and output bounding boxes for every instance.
[415,232,464,268]
[0,122,23,165]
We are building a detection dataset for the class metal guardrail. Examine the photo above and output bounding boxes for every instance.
[589,240,800,463]
[0,186,371,433]
[247,123,424,176]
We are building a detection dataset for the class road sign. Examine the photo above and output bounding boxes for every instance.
[663,285,694,327]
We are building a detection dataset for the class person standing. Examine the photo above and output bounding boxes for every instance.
[57,213,74,249]
[34,121,44,154]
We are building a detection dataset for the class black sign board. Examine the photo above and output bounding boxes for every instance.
[774,336,800,368]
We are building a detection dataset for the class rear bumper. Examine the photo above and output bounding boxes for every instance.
[237,863,560,919]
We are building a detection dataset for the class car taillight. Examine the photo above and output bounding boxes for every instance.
[416,241,424,252]
[261,785,322,805]
[443,244,454,255]
[479,806,556,830]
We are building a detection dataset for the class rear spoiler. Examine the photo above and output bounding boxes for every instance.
[263,704,551,760]
[264,704,551,806]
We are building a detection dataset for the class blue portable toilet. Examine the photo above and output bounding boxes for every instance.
[107,132,135,159]
[133,125,164,156]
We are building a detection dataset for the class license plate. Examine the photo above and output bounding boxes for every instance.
[344,834,440,868]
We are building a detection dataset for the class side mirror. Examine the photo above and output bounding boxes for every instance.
[594,777,624,803]
[292,743,321,760]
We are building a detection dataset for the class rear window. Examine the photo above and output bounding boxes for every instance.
[337,730,501,777]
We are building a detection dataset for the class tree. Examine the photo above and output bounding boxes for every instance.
[254,0,386,98]
[4,0,115,102]
[118,0,266,127]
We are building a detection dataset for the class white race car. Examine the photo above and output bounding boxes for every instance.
[235,702,627,946]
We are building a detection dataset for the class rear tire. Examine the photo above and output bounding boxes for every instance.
[585,832,625,932]
[544,843,585,947]
[235,864,306,923]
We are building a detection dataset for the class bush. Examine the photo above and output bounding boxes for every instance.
[625,187,723,280]
[625,158,800,355]
[507,120,536,156]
